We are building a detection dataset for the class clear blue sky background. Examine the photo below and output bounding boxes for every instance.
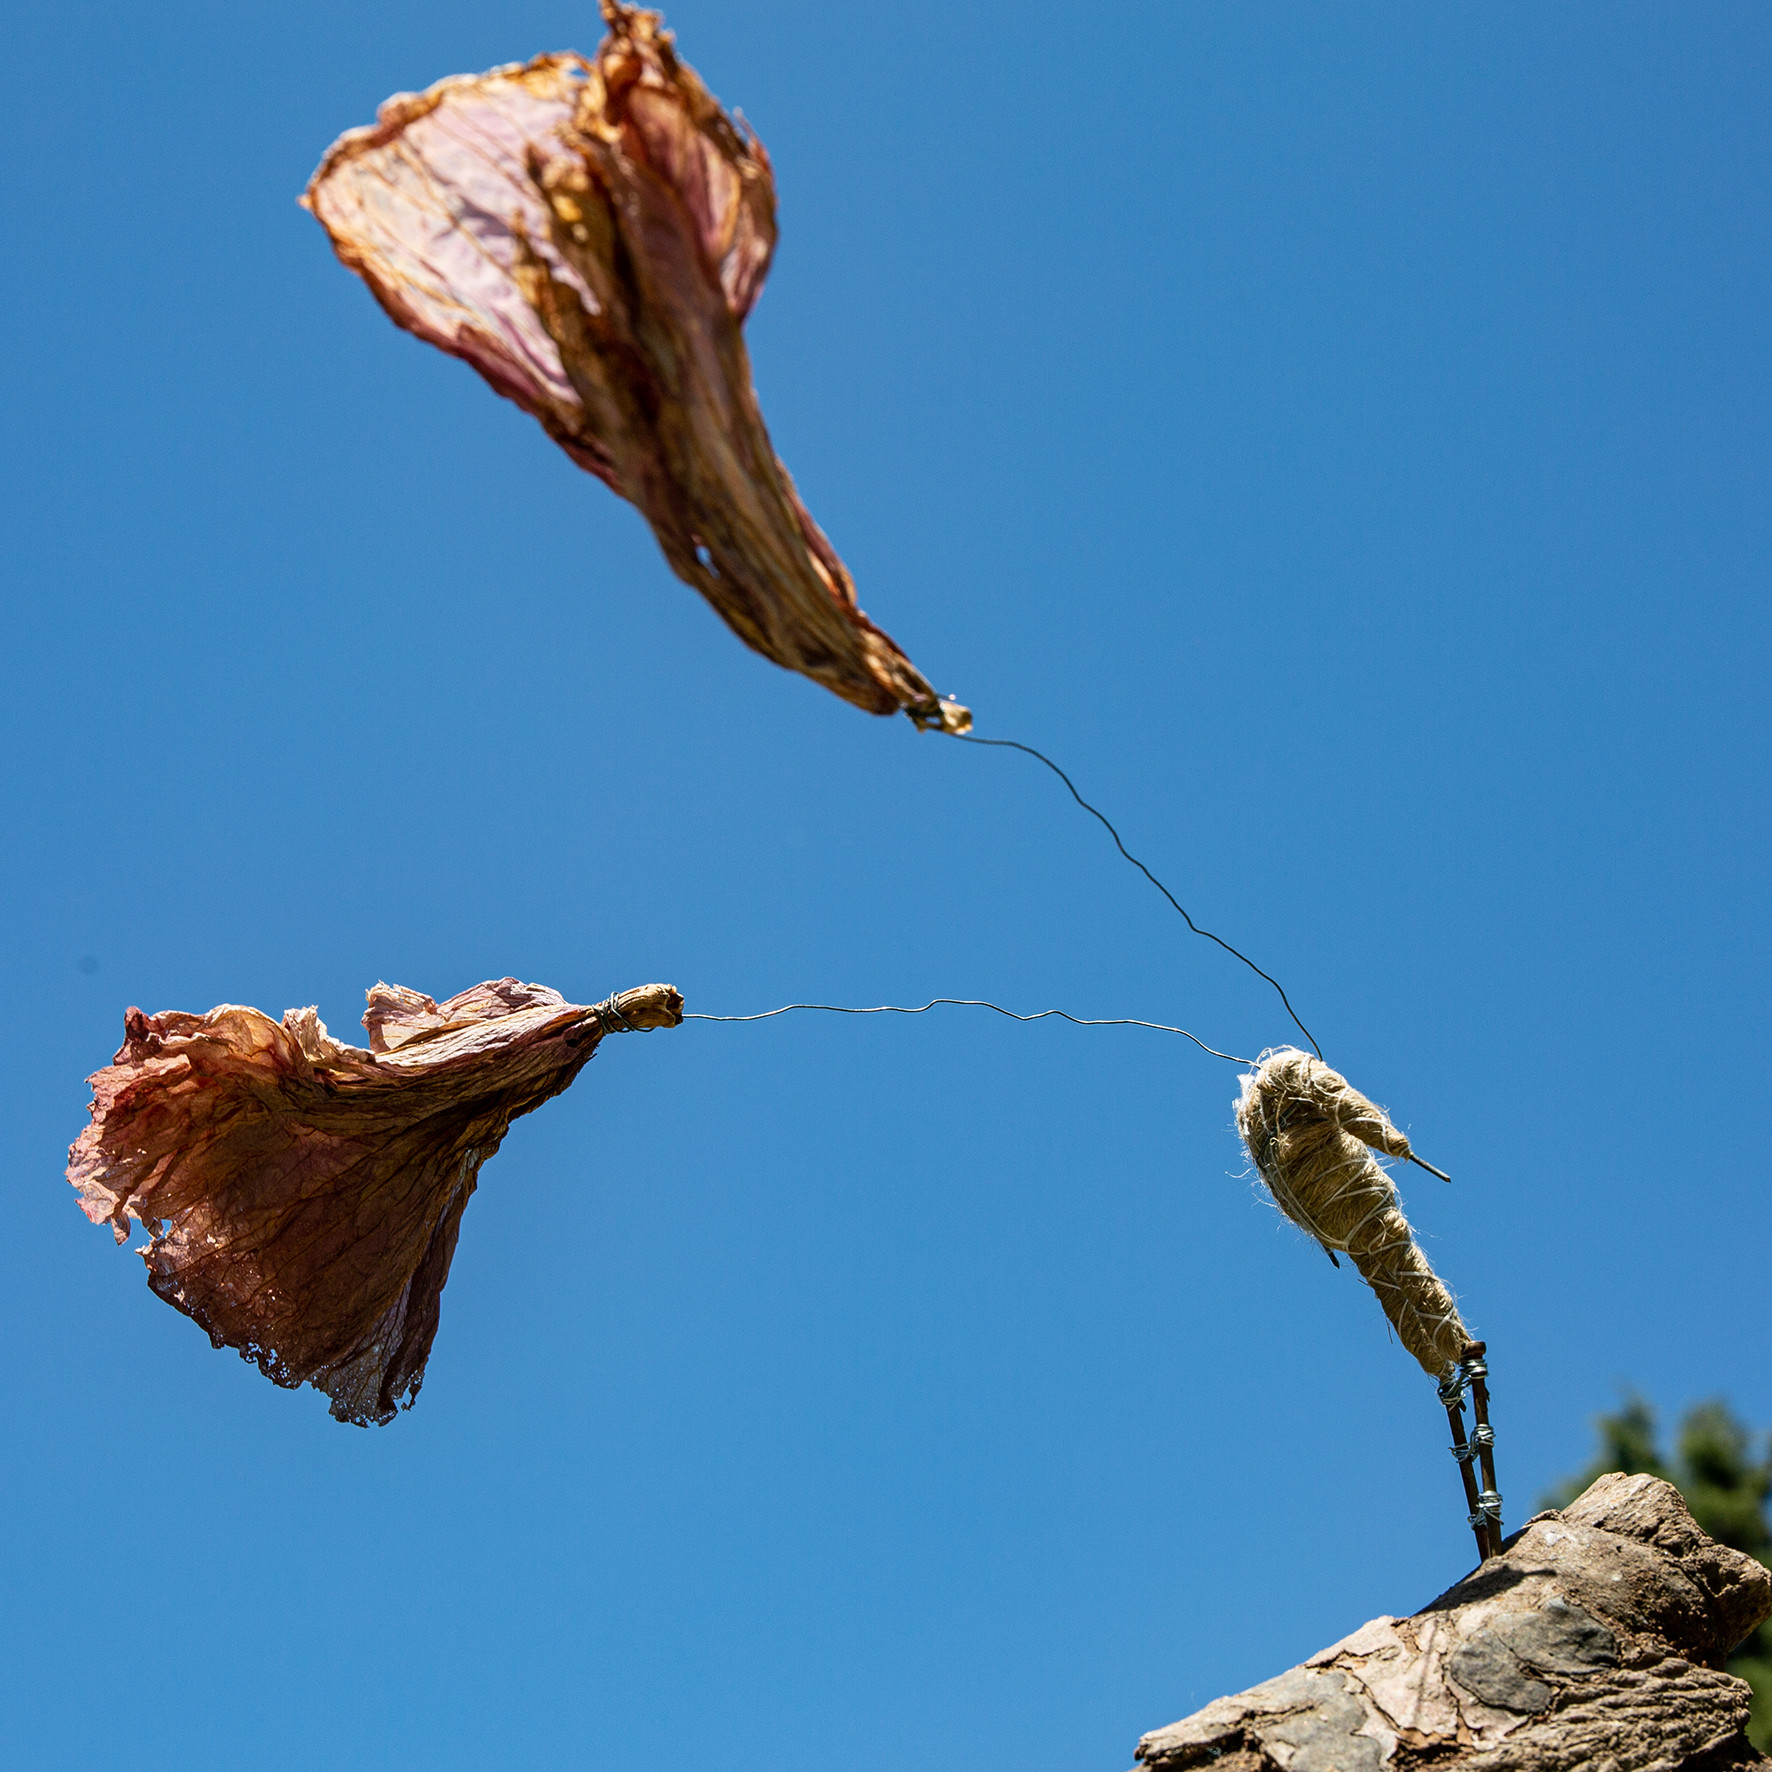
[2,3,1768,1767]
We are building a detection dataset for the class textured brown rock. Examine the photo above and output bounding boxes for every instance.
[1135,1473,1772,1772]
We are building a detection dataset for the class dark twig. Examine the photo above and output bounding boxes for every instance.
[1464,1341,1502,1552]
[1440,1366,1493,1561]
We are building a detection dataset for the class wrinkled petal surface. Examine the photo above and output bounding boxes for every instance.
[68,978,681,1425]
[305,56,613,479]
[305,4,967,731]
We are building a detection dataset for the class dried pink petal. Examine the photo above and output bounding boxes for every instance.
[305,3,968,732]
[68,979,682,1426]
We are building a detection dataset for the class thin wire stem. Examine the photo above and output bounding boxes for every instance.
[953,734,1322,1059]
[684,998,1252,1065]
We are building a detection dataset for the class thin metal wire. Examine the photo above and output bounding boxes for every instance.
[953,734,1323,1060]
[591,993,641,1034]
[684,998,1253,1065]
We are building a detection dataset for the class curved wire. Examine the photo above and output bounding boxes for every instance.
[683,998,1253,1065]
[953,733,1323,1059]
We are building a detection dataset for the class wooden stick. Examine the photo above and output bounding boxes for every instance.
[1441,1373,1492,1560]
[1464,1341,1503,1551]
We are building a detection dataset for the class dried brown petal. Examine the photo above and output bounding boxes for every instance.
[304,4,968,732]
[68,979,682,1425]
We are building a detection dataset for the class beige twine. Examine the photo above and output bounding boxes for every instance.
[1235,1048,1469,1378]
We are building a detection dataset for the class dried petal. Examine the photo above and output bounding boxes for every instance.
[305,4,968,732]
[68,979,682,1425]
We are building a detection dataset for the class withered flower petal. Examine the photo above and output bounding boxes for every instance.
[304,3,968,732]
[67,979,682,1426]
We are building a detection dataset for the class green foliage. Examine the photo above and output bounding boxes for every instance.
[1549,1395,1772,1752]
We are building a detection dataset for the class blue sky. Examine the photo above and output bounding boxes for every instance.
[2,2,1768,1767]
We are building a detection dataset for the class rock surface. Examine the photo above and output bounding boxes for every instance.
[1135,1474,1772,1772]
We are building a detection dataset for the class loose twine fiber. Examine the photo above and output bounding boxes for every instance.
[1236,1048,1469,1378]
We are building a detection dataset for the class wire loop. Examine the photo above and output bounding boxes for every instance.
[592,994,642,1035]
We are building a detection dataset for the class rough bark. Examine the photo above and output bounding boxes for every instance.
[1136,1473,1772,1772]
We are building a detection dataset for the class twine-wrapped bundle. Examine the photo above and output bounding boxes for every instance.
[1235,1048,1469,1376]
